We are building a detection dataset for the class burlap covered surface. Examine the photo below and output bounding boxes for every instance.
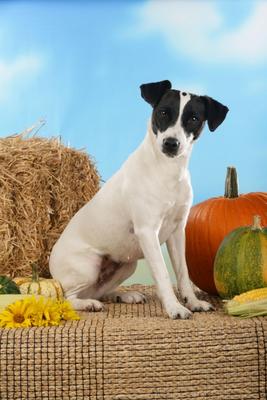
[0,285,266,400]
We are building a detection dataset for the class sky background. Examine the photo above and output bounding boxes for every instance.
[0,0,266,283]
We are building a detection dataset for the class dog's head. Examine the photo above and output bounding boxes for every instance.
[140,80,229,158]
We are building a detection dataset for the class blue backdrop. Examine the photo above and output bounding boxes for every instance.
[0,0,266,283]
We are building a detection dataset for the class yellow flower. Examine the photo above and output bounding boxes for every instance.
[57,299,80,321]
[0,297,35,328]
[0,296,80,328]
[31,297,61,327]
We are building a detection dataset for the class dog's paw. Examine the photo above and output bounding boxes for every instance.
[101,290,147,304]
[75,299,105,312]
[166,303,192,320]
[67,297,105,312]
[115,291,147,304]
[84,299,105,312]
[185,298,215,313]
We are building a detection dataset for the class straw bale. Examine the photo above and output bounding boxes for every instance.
[0,126,100,278]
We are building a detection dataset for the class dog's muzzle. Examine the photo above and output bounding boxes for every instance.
[162,137,180,157]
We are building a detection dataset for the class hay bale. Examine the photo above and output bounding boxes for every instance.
[0,126,100,278]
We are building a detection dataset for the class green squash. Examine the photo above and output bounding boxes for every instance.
[214,215,267,298]
[0,276,21,294]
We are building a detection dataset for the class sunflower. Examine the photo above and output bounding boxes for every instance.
[31,297,61,327]
[0,296,80,328]
[57,299,80,321]
[0,297,35,328]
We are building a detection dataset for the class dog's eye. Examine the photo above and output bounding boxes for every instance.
[160,110,168,117]
[191,116,198,122]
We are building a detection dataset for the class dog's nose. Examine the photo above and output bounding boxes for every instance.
[163,137,180,152]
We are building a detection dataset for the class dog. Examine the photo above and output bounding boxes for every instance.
[49,80,229,319]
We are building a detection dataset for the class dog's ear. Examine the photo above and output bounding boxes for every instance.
[140,80,172,107]
[201,96,229,132]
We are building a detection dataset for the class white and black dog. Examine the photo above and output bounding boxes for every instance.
[49,80,228,319]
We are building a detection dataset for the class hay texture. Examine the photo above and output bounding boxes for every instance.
[0,125,100,278]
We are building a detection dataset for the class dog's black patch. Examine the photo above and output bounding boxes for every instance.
[181,95,229,138]
[181,95,206,140]
[152,90,181,135]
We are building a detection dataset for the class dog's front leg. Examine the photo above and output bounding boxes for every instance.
[135,227,192,319]
[166,223,214,312]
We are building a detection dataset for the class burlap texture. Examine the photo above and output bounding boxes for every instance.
[0,285,266,400]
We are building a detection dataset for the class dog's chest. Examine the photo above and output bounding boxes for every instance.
[110,198,188,263]
[158,199,187,243]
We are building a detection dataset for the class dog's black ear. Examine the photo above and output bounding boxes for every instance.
[201,96,229,132]
[140,80,172,107]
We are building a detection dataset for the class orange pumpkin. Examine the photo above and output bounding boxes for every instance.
[185,167,267,295]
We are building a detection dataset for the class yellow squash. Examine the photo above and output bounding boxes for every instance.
[13,263,64,299]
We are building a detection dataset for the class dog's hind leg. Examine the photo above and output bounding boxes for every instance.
[50,248,106,311]
[97,261,147,304]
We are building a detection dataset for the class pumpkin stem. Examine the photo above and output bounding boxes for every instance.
[224,166,239,198]
[31,263,40,282]
[252,215,262,231]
